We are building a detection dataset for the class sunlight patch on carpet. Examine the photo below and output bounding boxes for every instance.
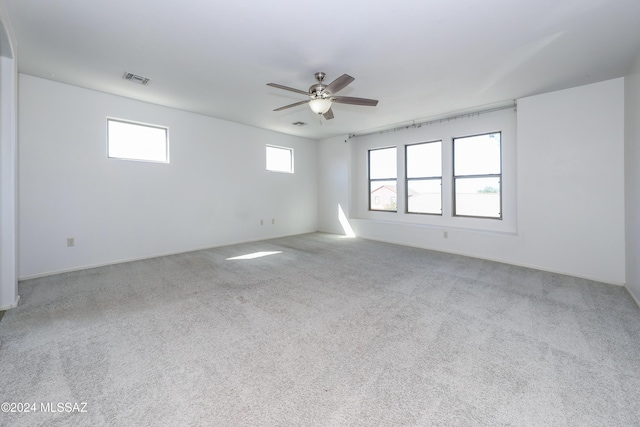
[226,251,282,260]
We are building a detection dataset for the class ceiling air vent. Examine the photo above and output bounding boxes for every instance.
[123,72,150,85]
[292,121,307,126]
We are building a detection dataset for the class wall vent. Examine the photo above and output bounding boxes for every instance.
[123,72,150,85]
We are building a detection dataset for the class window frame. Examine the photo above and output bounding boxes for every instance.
[405,140,443,216]
[266,144,294,174]
[368,146,397,212]
[452,131,502,219]
[107,118,169,164]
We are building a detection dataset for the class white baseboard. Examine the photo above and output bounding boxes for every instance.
[358,235,625,287]
[18,231,317,281]
[0,294,20,311]
[625,285,640,309]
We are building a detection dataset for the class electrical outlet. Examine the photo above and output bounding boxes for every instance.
[260,219,263,225]
[272,218,275,225]
[67,237,75,247]
[443,231,448,239]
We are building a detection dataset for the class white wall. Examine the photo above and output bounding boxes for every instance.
[625,52,640,305]
[19,75,318,278]
[319,78,626,285]
[515,78,625,284]
[16,73,630,286]
[317,135,351,234]
[0,4,19,310]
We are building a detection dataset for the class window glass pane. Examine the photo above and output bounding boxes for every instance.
[266,145,293,173]
[454,133,500,175]
[455,177,501,218]
[406,141,441,178]
[108,119,168,163]
[407,179,441,214]
[370,180,397,211]
[369,147,397,179]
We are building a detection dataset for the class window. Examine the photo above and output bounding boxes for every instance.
[453,132,501,218]
[369,147,397,211]
[107,118,168,163]
[406,141,442,215]
[266,145,294,173]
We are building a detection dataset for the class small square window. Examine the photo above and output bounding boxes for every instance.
[107,118,168,163]
[266,145,294,173]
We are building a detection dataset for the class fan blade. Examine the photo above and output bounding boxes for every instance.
[323,108,334,120]
[267,83,308,96]
[273,100,309,111]
[323,74,354,95]
[332,96,378,107]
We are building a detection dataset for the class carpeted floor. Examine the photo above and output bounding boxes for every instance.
[1,232,639,426]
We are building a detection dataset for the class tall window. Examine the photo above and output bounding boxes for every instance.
[107,118,168,163]
[406,141,442,215]
[453,132,501,218]
[369,147,397,212]
[266,145,294,173]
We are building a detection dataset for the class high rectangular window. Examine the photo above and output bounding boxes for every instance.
[406,141,442,215]
[266,145,294,173]
[107,118,168,163]
[369,147,397,211]
[453,132,501,218]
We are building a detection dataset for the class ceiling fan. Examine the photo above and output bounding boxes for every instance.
[267,72,378,120]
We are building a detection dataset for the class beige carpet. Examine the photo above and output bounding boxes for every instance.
[1,233,639,426]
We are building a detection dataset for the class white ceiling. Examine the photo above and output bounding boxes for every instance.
[3,0,640,140]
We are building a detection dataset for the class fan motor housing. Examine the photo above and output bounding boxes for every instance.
[309,83,328,98]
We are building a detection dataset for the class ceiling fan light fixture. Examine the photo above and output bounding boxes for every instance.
[268,72,378,120]
[309,98,332,115]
